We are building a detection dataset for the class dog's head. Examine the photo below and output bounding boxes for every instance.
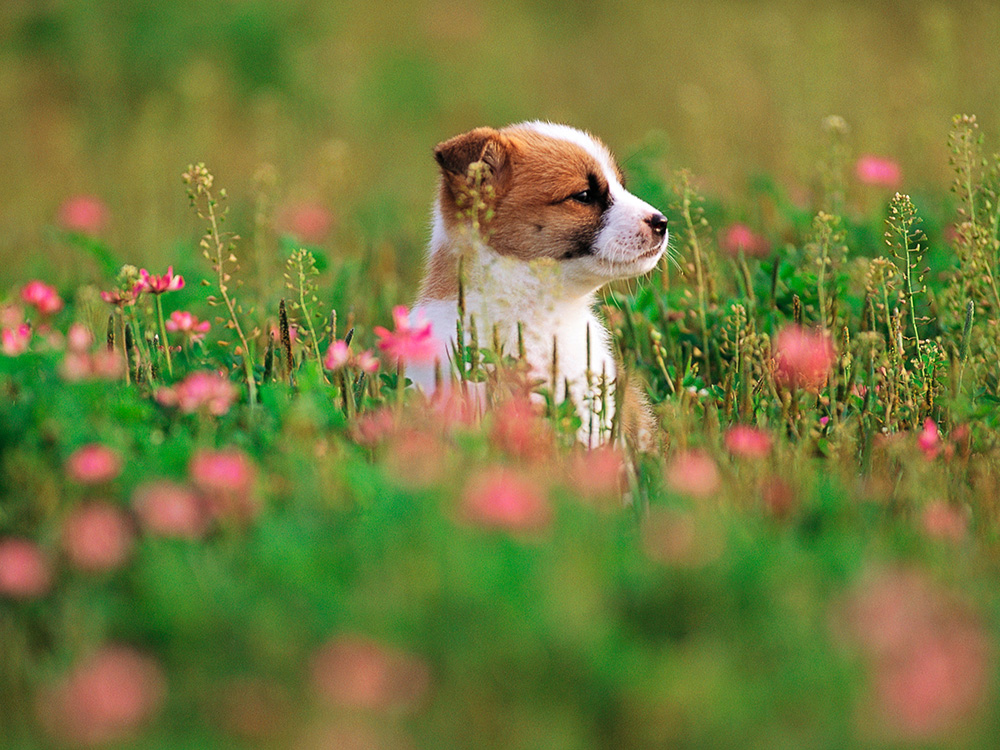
[433,121,668,289]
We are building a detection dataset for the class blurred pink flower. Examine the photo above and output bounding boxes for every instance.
[21,280,64,315]
[310,635,430,712]
[323,340,350,370]
[917,419,941,459]
[374,306,438,364]
[67,323,93,351]
[489,397,553,462]
[61,349,125,382]
[720,223,770,258]
[62,502,133,573]
[190,449,256,495]
[0,538,52,599]
[155,371,238,416]
[760,476,796,518]
[351,408,398,447]
[67,444,123,485]
[921,501,968,543]
[461,467,551,533]
[137,266,184,295]
[279,202,333,244]
[190,449,258,522]
[840,568,991,741]
[773,325,836,391]
[855,154,902,189]
[724,425,773,458]
[57,195,109,235]
[132,481,209,539]
[165,311,210,343]
[40,646,165,746]
[1,324,31,356]
[99,288,139,307]
[666,450,721,499]
[354,349,379,374]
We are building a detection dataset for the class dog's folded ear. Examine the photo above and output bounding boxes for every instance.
[434,127,510,190]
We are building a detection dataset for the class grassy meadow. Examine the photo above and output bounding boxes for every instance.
[3,1,1000,748]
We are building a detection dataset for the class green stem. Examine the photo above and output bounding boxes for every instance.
[155,295,174,378]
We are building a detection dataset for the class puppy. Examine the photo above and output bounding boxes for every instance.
[408,122,668,448]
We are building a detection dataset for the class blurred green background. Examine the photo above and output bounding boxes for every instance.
[2,0,999,292]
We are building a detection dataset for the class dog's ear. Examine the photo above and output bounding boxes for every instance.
[434,128,511,191]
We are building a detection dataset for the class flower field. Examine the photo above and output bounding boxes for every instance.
[4,2,1000,748]
[2,113,1000,748]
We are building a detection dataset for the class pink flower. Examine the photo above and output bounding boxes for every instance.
[279,202,333,244]
[57,195,109,235]
[773,325,836,391]
[310,635,430,712]
[0,538,52,599]
[61,349,125,382]
[132,481,209,539]
[67,444,123,485]
[374,305,439,364]
[855,155,902,189]
[354,349,379,374]
[164,310,210,343]
[666,450,721,499]
[1,324,31,356]
[461,468,551,533]
[137,267,184,295]
[323,340,350,370]
[39,646,165,746]
[21,280,64,315]
[840,568,991,741]
[155,371,238,416]
[62,502,133,573]
[723,426,773,458]
[720,223,770,258]
[100,288,139,307]
[921,501,967,543]
[917,419,941,459]
[189,449,258,522]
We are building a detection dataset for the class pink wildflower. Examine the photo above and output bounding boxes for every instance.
[666,450,721,500]
[1,324,31,356]
[855,154,902,189]
[21,280,63,315]
[57,195,108,235]
[323,340,351,370]
[66,444,123,485]
[461,467,551,533]
[773,324,836,391]
[132,481,209,539]
[724,425,773,458]
[164,311,210,343]
[917,419,941,459]
[155,371,238,416]
[279,202,333,244]
[489,397,553,462]
[840,568,991,741]
[39,646,165,746]
[136,267,184,295]
[61,502,133,573]
[189,449,258,522]
[720,223,770,258]
[100,288,139,307]
[374,305,438,364]
[310,635,431,712]
[0,538,52,599]
[354,349,379,374]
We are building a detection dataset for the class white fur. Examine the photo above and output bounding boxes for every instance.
[410,123,667,445]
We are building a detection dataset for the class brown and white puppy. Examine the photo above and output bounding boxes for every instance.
[409,121,668,447]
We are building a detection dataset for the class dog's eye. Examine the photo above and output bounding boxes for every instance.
[570,189,593,204]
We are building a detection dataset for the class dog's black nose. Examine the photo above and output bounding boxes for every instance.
[646,212,668,238]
